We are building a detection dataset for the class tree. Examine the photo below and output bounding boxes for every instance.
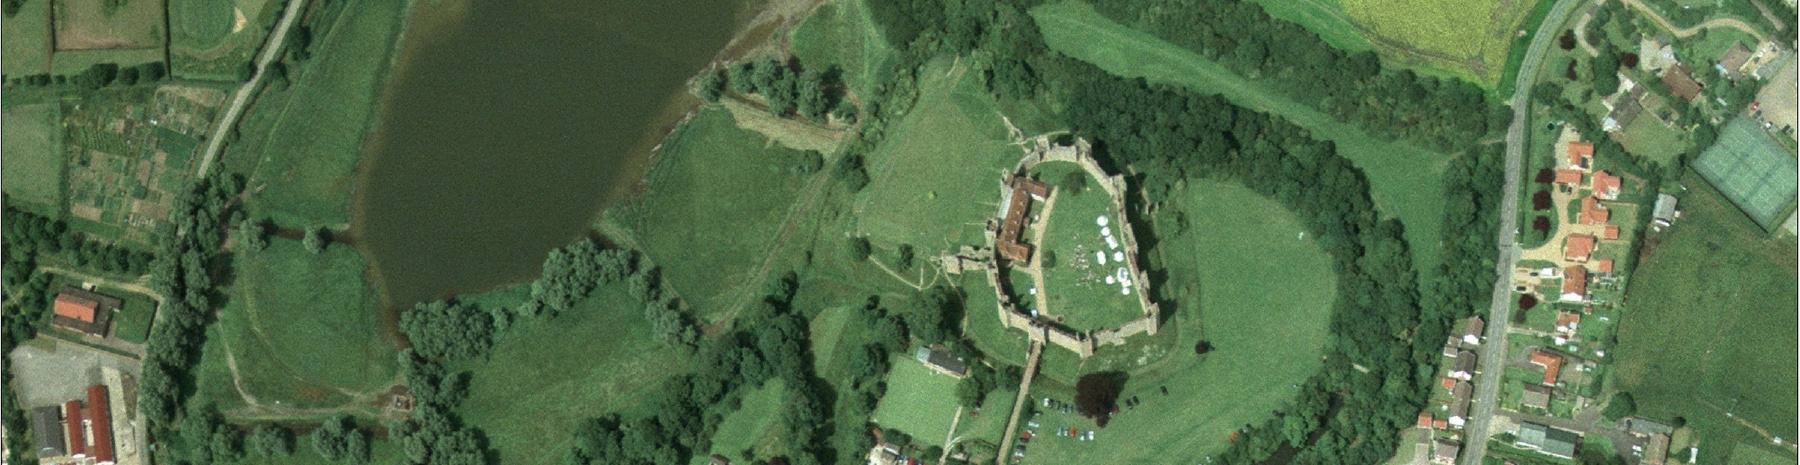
[238,219,267,251]
[252,424,294,456]
[834,154,869,191]
[1592,51,1621,96]
[1060,171,1087,194]
[696,68,726,102]
[956,363,996,409]
[530,239,631,314]
[1532,191,1552,210]
[303,226,328,254]
[344,429,369,465]
[1074,373,1123,427]
[399,300,494,361]
[312,415,352,461]
[116,67,139,86]
[1519,294,1539,311]
[1602,392,1636,421]
[895,244,915,270]
[847,236,872,262]
[1040,250,1056,269]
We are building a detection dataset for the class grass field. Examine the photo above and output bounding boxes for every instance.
[1243,0,1375,52]
[788,0,894,99]
[873,360,964,443]
[169,0,276,79]
[1,0,53,75]
[1619,115,1689,165]
[1019,179,1337,463]
[52,0,165,50]
[610,108,812,318]
[701,378,788,462]
[240,0,402,227]
[1,103,64,209]
[452,283,692,465]
[1031,0,1450,273]
[1029,162,1144,331]
[216,237,397,407]
[1692,117,1798,230]
[1339,0,1538,86]
[104,285,157,344]
[855,57,1020,250]
[1612,173,1798,465]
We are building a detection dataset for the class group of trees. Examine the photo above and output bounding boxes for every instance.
[389,350,487,465]
[704,57,853,124]
[520,238,633,317]
[6,63,169,90]
[310,415,371,464]
[139,173,247,435]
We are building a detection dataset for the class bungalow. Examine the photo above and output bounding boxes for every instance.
[1461,316,1485,346]
[1663,63,1703,102]
[1555,169,1584,186]
[1578,197,1610,225]
[1449,382,1472,429]
[1433,440,1461,464]
[1591,171,1622,200]
[1530,349,1566,386]
[1561,266,1588,303]
[1565,234,1597,262]
[52,286,120,338]
[1516,422,1581,459]
[1567,142,1594,170]
[1450,350,1477,381]
[1652,194,1680,228]
[1520,383,1554,410]
[1717,42,1753,81]
[915,346,969,378]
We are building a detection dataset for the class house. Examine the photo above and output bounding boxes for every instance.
[711,454,732,465]
[1625,418,1675,437]
[1567,142,1594,170]
[1603,225,1620,240]
[1639,36,1678,72]
[1591,171,1622,200]
[1520,383,1554,410]
[1564,234,1597,262]
[1652,194,1680,228]
[1516,422,1581,459]
[866,441,903,465]
[1530,349,1565,385]
[997,175,1052,262]
[1662,63,1703,102]
[1461,316,1485,345]
[915,346,969,378]
[1555,169,1584,186]
[1443,337,1461,357]
[1418,412,1436,428]
[1451,350,1477,381]
[53,286,120,337]
[1449,382,1472,429]
[1561,266,1588,302]
[1644,433,1671,465]
[1717,42,1753,80]
[1604,85,1648,132]
[1433,440,1462,464]
[1578,197,1610,225]
[1555,311,1581,334]
[1433,418,1449,429]
[30,406,65,458]
[1596,259,1614,274]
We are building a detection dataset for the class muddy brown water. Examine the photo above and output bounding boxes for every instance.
[354,0,750,312]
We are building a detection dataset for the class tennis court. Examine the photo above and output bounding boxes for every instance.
[1693,117,1797,229]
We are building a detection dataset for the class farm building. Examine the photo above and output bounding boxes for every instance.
[32,385,120,464]
[1520,383,1554,410]
[1530,349,1565,385]
[1515,422,1581,459]
[30,406,65,457]
[1591,171,1622,200]
[1567,142,1594,170]
[1432,440,1460,464]
[914,346,968,378]
[1578,197,1610,225]
[1561,266,1588,302]
[1716,42,1753,80]
[1662,64,1703,102]
[53,286,120,337]
[1652,194,1680,228]
[1564,234,1597,262]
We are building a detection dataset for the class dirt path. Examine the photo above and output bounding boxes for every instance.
[196,0,308,177]
[1619,0,1766,41]
[1574,5,1601,57]
[39,266,160,301]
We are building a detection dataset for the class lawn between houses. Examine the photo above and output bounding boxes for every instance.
[1612,172,1798,464]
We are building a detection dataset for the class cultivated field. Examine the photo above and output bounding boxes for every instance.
[169,0,275,79]
[1031,1,1451,272]
[855,57,1019,249]
[1244,0,1374,52]
[1,103,64,210]
[213,238,397,408]
[2,0,53,74]
[700,379,788,462]
[239,0,403,227]
[52,0,166,50]
[1340,0,1538,85]
[1028,162,1143,331]
[610,108,812,317]
[872,360,963,443]
[1693,117,1798,230]
[1019,180,1336,463]
[1613,174,1799,464]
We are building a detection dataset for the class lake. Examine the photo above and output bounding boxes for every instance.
[355,0,747,308]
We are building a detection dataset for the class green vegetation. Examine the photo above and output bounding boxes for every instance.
[872,360,963,443]
[609,108,811,318]
[703,379,788,461]
[1613,173,1798,464]
[1692,117,1798,230]
[169,0,276,79]
[1243,0,1373,52]
[1,0,50,76]
[105,286,157,343]
[237,0,404,226]
[789,0,894,98]
[1030,162,1143,330]
[1339,0,1538,85]
[0,103,63,209]
[1031,0,1450,271]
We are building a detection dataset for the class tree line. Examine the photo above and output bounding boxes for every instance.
[699,56,855,124]
[6,62,170,90]
[137,173,246,438]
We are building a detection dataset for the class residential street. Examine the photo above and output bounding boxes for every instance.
[1460,0,1585,463]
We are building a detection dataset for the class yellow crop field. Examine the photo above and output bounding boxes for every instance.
[1342,0,1537,85]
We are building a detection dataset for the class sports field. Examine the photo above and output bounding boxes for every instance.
[1613,174,1798,465]
[873,360,963,443]
[611,108,811,318]
[1020,179,1336,463]
[1,103,64,209]
[169,0,275,79]
[1,0,52,75]
[701,379,788,462]
[215,237,397,408]
[1031,1,1450,273]
[1244,0,1374,52]
[1029,162,1143,331]
[1693,117,1797,230]
[241,0,403,227]
[856,57,1020,250]
[1340,0,1537,85]
[52,0,165,50]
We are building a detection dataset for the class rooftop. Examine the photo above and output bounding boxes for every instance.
[1663,64,1702,101]
[1579,197,1610,225]
[1591,171,1622,200]
[1530,349,1566,385]
[1565,234,1597,262]
[1521,383,1553,410]
[52,286,119,337]
[1562,266,1588,302]
[1567,142,1594,169]
[1517,422,1581,459]
[1555,170,1583,185]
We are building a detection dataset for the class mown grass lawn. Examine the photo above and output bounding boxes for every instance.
[610,107,812,319]
[1,102,63,210]
[874,360,964,443]
[1029,162,1143,331]
[103,285,157,344]
[1612,173,1798,465]
[1020,179,1336,463]
[1031,0,1450,276]
[1,0,52,75]
[699,378,788,463]
[854,57,1020,250]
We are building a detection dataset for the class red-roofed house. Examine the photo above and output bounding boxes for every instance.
[51,287,119,337]
[1579,197,1610,225]
[1555,311,1582,334]
[1562,266,1588,302]
[1434,418,1449,429]
[1591,171,1622,200]
[1603,225,1620,240]
[1567,142,1594,170]
[1596,259,1614,274]
[1530,349,1565,385]
[1564,234,1597,262]
[1555,170,1583,186]
[1419,412,1436,428]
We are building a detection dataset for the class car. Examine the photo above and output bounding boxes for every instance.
[1027,421,1040,428]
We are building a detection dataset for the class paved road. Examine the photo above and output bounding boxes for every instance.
[1459,0,1583,463]
[196,0,309,177]
[996,341,1043,465]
